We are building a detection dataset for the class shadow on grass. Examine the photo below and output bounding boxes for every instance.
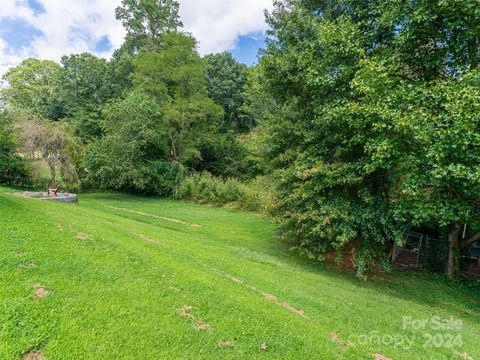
[261,235,480,322]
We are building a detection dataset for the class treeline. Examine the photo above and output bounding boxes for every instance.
[1,0,479,279]
[0,0,259,194]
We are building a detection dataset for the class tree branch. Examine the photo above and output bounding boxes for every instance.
[462,230,480,248]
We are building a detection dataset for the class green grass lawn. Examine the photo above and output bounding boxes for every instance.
[0,187,479,359]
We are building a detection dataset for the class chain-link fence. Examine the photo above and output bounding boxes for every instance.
[461,244,480,280]
[392,231,480,279]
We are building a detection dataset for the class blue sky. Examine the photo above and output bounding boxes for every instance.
[230,33,266,66]
[0,0,272,76]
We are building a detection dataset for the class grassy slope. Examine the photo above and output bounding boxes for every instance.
[0,187,479,360]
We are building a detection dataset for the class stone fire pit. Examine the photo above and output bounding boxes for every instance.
[22,191,78,203]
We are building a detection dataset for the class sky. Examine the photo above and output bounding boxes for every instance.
[0,0,274,76]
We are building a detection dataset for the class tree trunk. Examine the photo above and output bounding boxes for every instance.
[48,161,56,187]
[446,224,461,279]
[169,134,178,161]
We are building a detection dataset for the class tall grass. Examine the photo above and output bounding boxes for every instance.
[176,172,274,213]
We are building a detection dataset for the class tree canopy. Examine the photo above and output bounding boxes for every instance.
[259,0,480,277]
[204,52,248,132]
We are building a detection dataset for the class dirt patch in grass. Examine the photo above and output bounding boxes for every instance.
[107,206,201,228]
[166,286,181,292]
[280,302,306,317]
[259,291,306,318]
[33,284,52,299]
[261,292,277,301]
[195,322,211,331]
[224,273,308,319]
[22,351,45,360]
[76,232,89,241]
[218,340,235,348]
[18,261,37,269]
[135,233,168,249]
[225,274,244,284]
[375,354,393,360]
[177,305,211,330]
[178,305,194,319]
[456,352,474,360]
[330,332,350,347]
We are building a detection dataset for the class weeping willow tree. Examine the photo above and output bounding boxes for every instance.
[15,116,79,186]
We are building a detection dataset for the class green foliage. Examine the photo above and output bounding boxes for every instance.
[56,53,121,142]
[177,172,274,212]
[260,0,480,276]
[69,108,104,143]
[15,116,81,187]
[410,75,480,228]
[0,114,29,186]
[84,91,184,195]
[115,0,182,51]
[132,33,249,178]
[1,59,62,119]
[59,54,112,116]
[204,52,248,132]
[238,65,278,134]
[177,172,244,204]
[133,33,206,100]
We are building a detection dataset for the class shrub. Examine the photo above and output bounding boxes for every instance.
[177,172,274,213]
[0,115,29,187]
[0,153,29,187]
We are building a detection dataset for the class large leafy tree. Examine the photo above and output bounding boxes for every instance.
[1,59,62,119]
[58,53,115,141]
[391,72,480,278]
[84,91,176,194]
[261,0,480,277]
[115,0,182,51]
[133,33,239,175]
[204,52,248,132]
[59,54,112,116]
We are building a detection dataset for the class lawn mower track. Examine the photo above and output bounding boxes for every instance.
[2,190,479,360]
[106,205,202,228]
[134,232,308,319]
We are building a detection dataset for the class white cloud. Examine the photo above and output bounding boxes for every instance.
[179,0,272,54]
[0,0,273,76]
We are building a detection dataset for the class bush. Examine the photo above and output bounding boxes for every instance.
[82,91,182,195]
[0,115,29,187]
[177,172,274,212]
[0,153,29,187]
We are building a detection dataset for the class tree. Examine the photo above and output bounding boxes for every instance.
[261,2,390,274]
[0,112,29,186]
[260,0,480,277]
[15,117,79,186]
[1,59,62,119]
[115,0,182,51]
[388,71,480,278]
[84,91,179,194]
[57,53,115,142]
[204,52,248,132]
[239,65,277,133]
[133,33,228,172]
[58,54,112,116]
